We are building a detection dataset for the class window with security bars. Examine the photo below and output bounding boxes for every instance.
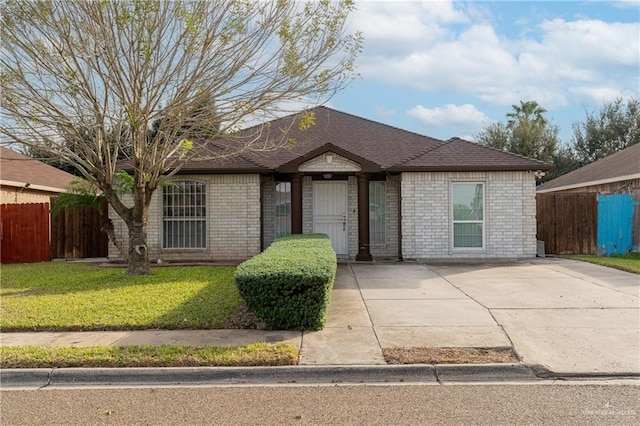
[275,182,291,238]
[163,182,206,249]
[369,181,386,245]
[452,183,484,248]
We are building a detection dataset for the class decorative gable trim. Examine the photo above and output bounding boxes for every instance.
[299,151,362,172]
[278,143,381,173]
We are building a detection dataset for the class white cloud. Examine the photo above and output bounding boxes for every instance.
[569,86,628,104]
[407,103,490,133]
[350,2,639,110]
[350,0,468,58]
[611,0,640,8]
[419,0,469,24]
[534,19,639,67]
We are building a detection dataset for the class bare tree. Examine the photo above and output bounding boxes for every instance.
[1,0,362,275]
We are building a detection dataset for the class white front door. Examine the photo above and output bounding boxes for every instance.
[313,181,348,255]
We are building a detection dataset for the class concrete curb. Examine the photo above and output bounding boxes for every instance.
[434,363,537,382]
[1,363,541,388]
[1,368,51,387]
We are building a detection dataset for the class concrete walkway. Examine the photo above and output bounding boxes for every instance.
[2,259,638,376]
[298,264,385,365]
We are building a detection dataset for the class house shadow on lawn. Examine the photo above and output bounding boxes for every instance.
[147,267,260,330]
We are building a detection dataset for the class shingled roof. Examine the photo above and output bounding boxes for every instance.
[539,143,640,192]
[0,147,75,191]
[389,137,550,172]
[169,106,551,173]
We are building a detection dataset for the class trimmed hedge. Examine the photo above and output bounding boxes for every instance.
[234,234,337,330]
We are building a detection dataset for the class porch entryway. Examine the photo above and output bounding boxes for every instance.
[312,181,348,255]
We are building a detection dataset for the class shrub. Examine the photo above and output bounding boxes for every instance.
[234,234,337,330]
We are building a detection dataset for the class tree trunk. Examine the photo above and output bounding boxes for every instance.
[99,216,125,258]
[126,220,150,275]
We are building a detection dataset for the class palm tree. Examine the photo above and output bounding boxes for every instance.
[506,100,548,128]
[52,178,126,257]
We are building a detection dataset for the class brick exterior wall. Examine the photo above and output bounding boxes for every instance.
[108,170,536,262]
[401,171,537,259]
[108,174,261,261]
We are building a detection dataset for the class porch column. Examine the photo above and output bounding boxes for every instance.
[356,173,373,261]
[291,174,303,234]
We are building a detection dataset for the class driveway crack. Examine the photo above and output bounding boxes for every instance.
[348,263,384,358]
[432,267,518,356]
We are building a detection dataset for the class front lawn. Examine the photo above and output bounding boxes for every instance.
[566,253,640,274]
[0,343,298,368]
[0,263,244,331]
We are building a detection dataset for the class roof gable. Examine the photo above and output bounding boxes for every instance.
[229,106,445,170]
[279,143,379,173]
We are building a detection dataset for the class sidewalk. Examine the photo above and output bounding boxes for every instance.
[0,329,301,349]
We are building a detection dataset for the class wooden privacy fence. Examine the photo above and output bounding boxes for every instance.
[536,193,598,255]
[0,203,51,263]
[50,198,109,259]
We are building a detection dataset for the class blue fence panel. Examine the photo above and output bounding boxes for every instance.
[597,194,636,256]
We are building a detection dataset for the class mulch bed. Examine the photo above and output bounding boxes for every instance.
[383,347,519,365]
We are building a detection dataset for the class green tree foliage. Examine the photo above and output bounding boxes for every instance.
[26,125,132,177]
[476,101,559,164]
[571,97,640,165]
[1,0,362,275]
[545,145,580,182]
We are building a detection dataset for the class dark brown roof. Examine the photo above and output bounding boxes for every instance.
[0,147,75,190]
[176,106,551,174]
[540,143,640,191]
[389,138,551,172]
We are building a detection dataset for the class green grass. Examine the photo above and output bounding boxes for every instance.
[566,253,640,274]
[0,263,243,331]
[0,343,299,368]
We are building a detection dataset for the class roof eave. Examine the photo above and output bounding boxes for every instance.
[537,173,640,193]
[387,164,551,173]
[174,166,272,174]
[0,179,68,193]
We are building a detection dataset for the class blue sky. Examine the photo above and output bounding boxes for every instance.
[327,0,639,144]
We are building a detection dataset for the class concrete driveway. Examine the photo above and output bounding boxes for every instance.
[300,259,640,375]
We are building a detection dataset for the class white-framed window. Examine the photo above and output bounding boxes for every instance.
[452,182,484,249]
[369,181,386,245]
[162,181,206,249]
[275,181,291,238]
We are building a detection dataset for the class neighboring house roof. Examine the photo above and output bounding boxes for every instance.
[0,147,75,192]
[538,143,640,193]
[138,106,551,174]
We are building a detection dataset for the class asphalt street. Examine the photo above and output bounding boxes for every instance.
[2,382,639,425]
